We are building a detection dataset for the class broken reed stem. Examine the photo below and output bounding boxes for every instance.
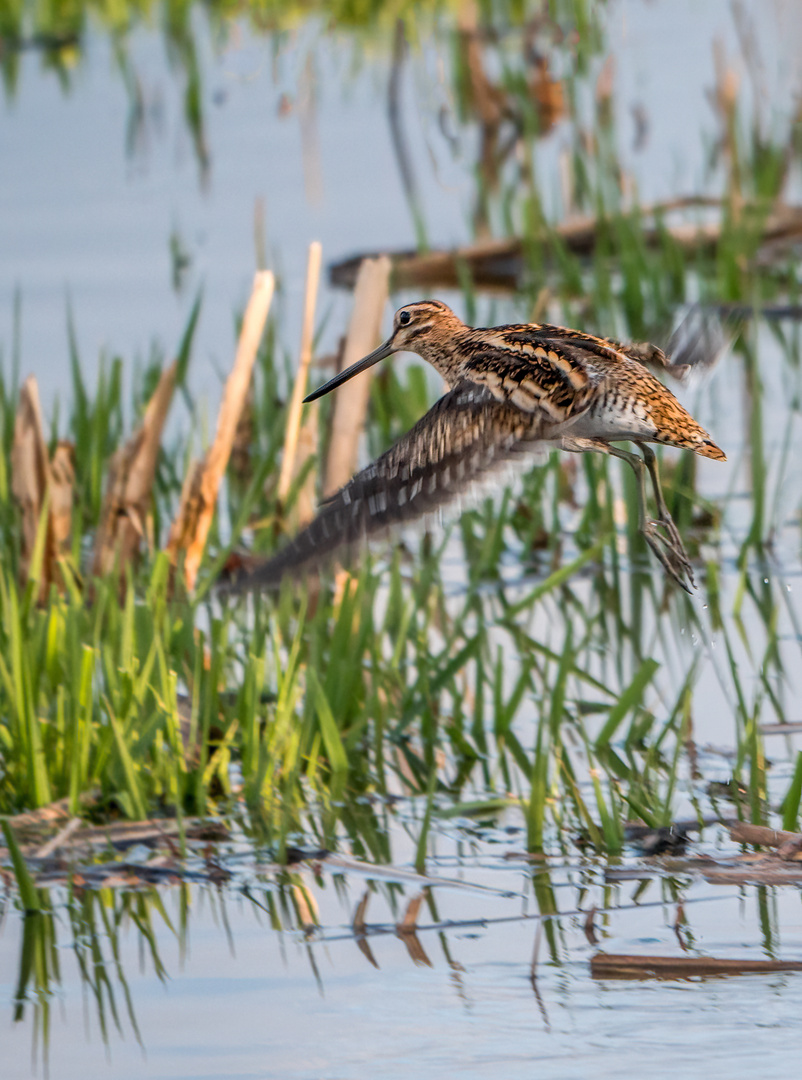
[92,360,178,579]
[323,255,391,497]
[11,375,61,597]
[293,402,318,528]
[277,241,322,503]
[167,270,275,591]
[50,441,75,553]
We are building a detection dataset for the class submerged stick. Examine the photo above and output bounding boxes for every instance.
[167,271,275,590]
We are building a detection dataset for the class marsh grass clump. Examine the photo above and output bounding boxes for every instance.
[1,246,800,883]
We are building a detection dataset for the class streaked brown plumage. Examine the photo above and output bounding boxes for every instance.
[224,300,725,595]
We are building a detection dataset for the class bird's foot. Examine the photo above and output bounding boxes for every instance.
[642,517,695,593]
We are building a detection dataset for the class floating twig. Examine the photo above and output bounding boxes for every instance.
[591,952,802,980]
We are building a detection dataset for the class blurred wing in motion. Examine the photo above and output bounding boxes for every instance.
[617,306,730,385]
[221,382,546,594]
[664,304,730,383]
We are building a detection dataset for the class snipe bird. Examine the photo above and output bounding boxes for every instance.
[226,301,725,594]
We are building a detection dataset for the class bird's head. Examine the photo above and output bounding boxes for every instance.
[304,300,460,403]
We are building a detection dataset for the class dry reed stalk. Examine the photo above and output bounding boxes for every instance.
[167,271,275,590]
[293,402,318,528]
[277,241,322,504]
[50,441,75,552]
[230,384,255,482]
[92,360,178,579]
[530,55,565,134]
[323,255,391,498]
[11,376,59,597]
[701,864,802,885]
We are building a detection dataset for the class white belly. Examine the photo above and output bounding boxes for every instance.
[553,399,658,442]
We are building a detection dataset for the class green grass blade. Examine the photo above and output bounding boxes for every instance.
[595,657,659,749]
[308,669,348,775]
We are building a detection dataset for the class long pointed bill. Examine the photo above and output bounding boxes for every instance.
[304,340,394,403]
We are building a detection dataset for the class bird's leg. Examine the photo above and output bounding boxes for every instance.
[605,444,694,593]
[638,444,692,574]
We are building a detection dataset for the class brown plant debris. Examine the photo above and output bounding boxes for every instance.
[50,440,75,550]
[1,816,232,892]
[591,952,802,980]
[728,822,802,849]
[92,360,178,580]
[8,790,100,831]
[11,376,70,597]
[396,891,432,967]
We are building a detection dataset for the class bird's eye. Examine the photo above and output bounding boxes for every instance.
[399,310,411,326]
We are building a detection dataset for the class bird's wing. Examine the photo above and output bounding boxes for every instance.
[221,382,546,594]
[602,337,671,369]
[607,308,729,383]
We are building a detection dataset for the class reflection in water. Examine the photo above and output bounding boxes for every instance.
[5,838,802,1075]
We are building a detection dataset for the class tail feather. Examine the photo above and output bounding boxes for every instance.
[696,438,726,461]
